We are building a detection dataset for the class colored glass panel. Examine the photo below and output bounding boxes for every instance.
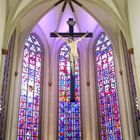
[127,51,140,119]
[0,36,13,139]
[58,44,81,140]
[95,33,122,139]
[17,33,42,140]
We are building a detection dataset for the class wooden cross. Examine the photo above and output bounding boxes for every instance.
[51,18,93,102]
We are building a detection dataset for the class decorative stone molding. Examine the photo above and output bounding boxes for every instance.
[128,48,134,55]
[2,48,8,55]
[87,81,90,86]
[119,70,123,75]
[15,71,18,76]
[48,82,52,86]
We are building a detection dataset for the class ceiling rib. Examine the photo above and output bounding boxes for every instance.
[54,0,82,12]
[62,1,67,12]
[72,0,82,7]
[69,2,75,12]
[54,0,64,6]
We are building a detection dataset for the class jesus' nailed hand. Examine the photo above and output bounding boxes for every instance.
[54,31,89,75]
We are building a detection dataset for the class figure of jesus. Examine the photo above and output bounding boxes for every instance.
[55,32,89,75]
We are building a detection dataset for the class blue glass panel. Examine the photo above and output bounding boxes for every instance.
[0,36,13,139]
[95,33,122,139]
[58,44,81,139]
[17,33,42,140]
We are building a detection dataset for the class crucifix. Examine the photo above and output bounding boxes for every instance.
[51,18,93,102]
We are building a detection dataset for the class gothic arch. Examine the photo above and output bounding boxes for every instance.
[87,29,136,139]
[3,0,130,51]
[1,1,133,105]
[5,27,51,140]
[0,1,138,140]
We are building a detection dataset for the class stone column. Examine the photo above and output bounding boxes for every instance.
[79,43,92,140]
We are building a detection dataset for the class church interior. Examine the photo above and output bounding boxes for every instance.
[0,0,140,140]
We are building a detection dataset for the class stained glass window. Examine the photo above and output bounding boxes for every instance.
[95,33,122,139]
[126,47,140,132]
[0,36,14,140]
[17,33,43,140]
[58,44,81,140]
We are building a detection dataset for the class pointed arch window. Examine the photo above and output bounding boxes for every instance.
[0,35,14,140]
[95,33,122,139]
[17,33,43,140]
[58,44,81,139]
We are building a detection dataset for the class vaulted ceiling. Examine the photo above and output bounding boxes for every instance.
[35,0,99,48]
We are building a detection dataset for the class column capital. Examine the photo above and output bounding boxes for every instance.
[48,82,52,86]
[128,48,134,55]
[15,71,18,76]
[2,48,8,55]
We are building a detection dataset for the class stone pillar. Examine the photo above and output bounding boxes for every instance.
[79,44,92,140]
[0,48,8,139]
[0,48,8,98]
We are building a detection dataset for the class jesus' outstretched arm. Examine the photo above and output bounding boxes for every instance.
[54,32,69,43]
[75,32,89,44]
